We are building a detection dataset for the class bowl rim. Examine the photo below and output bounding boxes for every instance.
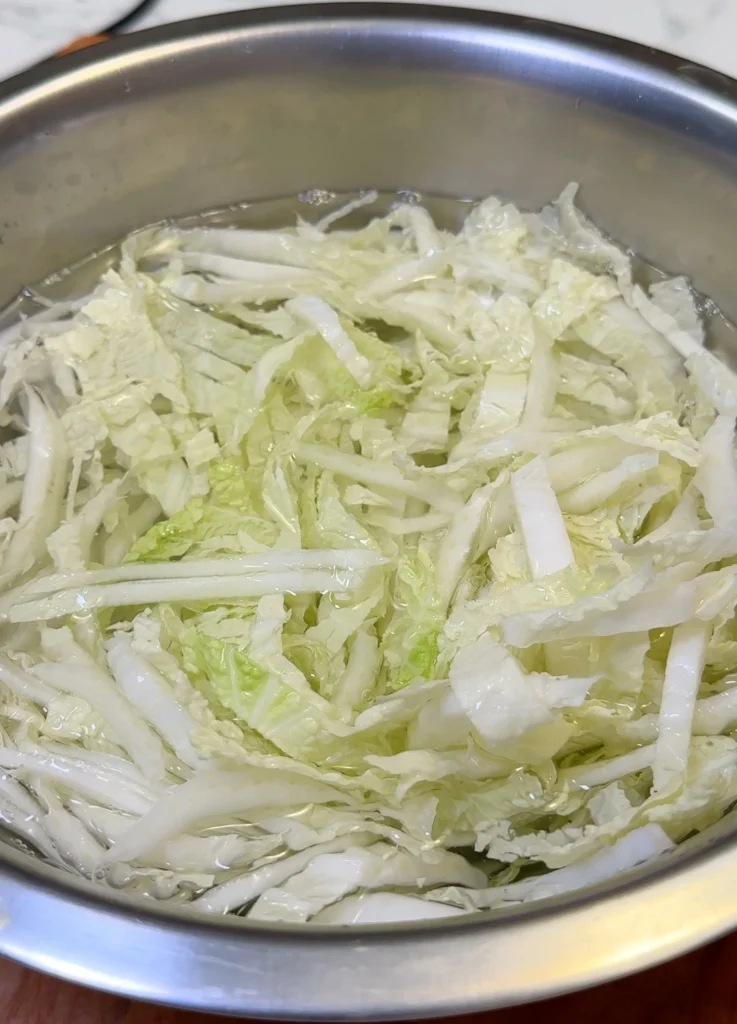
[4,0,737,102]
[2,3,737,1017]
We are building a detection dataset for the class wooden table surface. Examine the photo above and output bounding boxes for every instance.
[4,933,737,1024]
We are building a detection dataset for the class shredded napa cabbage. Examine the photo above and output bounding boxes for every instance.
[2,184,737,923]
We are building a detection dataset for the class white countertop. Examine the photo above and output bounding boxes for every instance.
[2,0,737,81]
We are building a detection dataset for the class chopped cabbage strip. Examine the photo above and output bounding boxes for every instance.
[314,892,467,923]
[193,834,375,914]
[6,568,371,622]
[0,186,735,923]
[248,843,487,923]
[510,456,575,578]
[652,622,710,792]
[426,825,674,909]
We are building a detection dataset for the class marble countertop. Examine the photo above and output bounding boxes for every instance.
[2,0,737,82]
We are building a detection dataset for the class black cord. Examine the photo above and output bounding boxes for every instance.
[105,0,161,33]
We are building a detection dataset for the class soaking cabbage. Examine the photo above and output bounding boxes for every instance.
[1,184,736,924]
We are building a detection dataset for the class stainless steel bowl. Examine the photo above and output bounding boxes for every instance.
[2,4,737,1017]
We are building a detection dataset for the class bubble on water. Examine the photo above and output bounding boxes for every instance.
[395,189,422,205]
[298,189,336,207]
